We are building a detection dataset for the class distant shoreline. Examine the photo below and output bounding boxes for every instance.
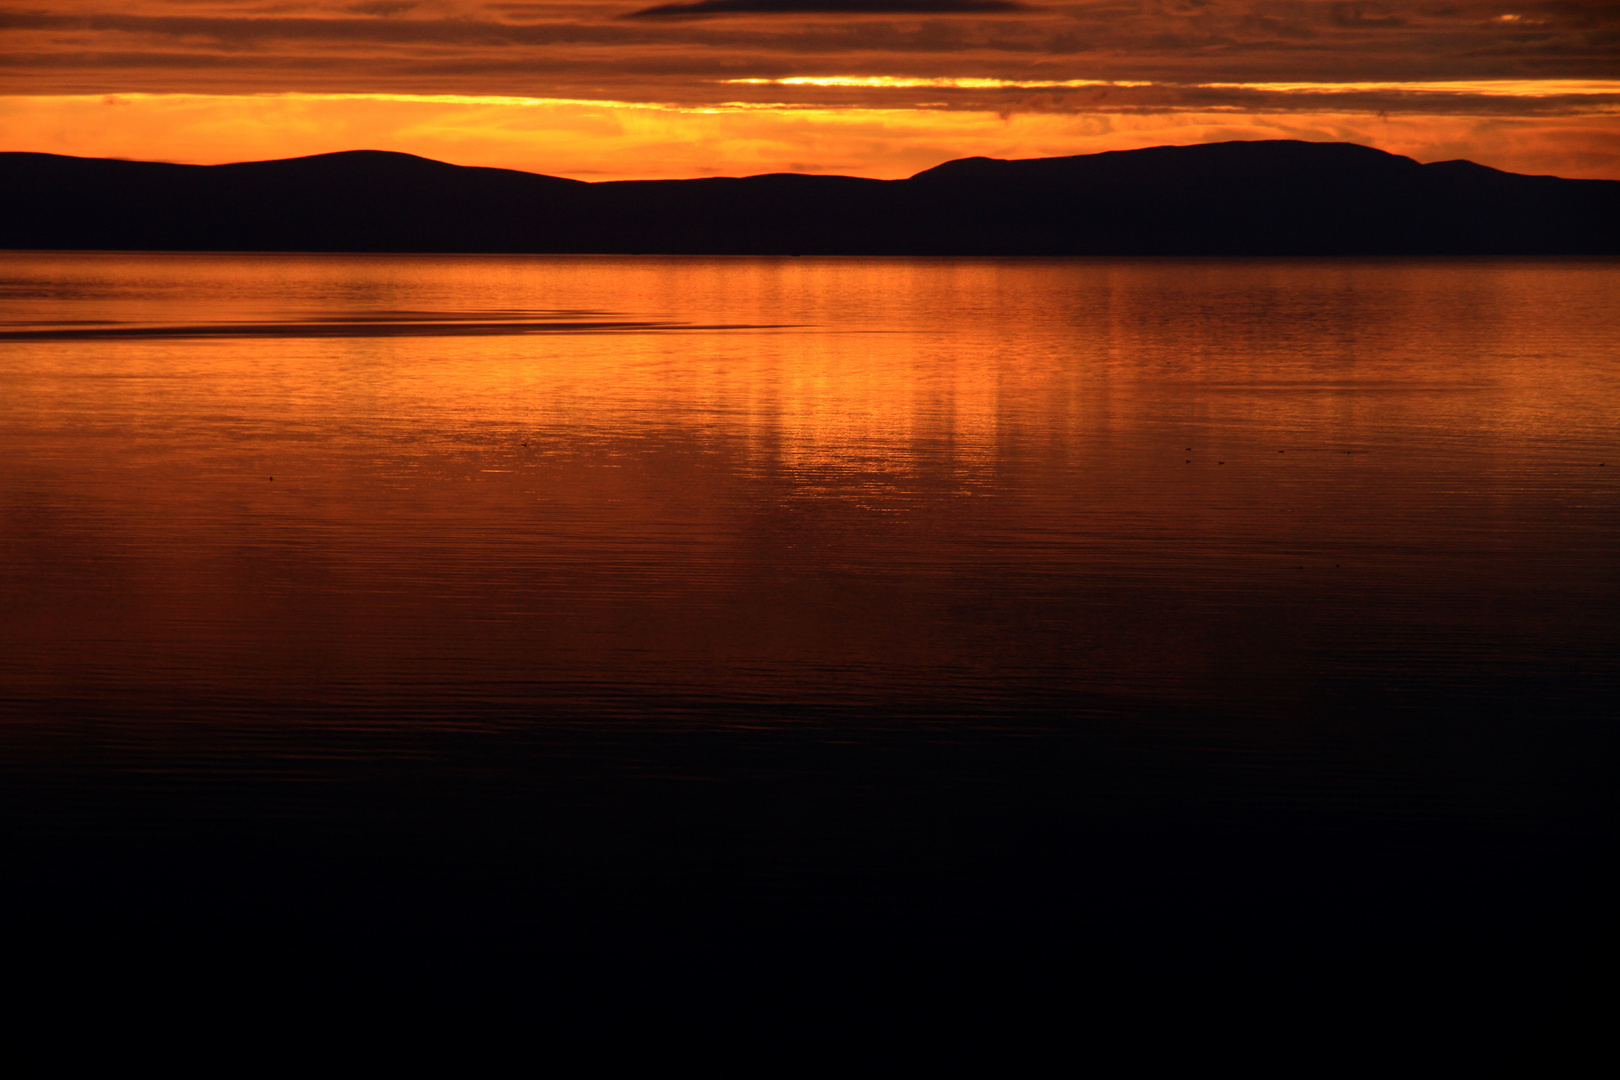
[5,140,1616,256]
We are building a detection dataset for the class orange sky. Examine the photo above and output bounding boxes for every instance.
[3,1,1618,179]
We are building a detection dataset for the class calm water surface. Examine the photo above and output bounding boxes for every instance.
[1,253,1614,1037]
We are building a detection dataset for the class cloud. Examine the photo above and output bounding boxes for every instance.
[2,1,1617,155]
[346,1,419,14]
[625,0,1030,19]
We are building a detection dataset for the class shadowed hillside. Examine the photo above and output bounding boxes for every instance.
[3,140,1615,255]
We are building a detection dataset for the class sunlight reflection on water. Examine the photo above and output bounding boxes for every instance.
[4,254,1614,747]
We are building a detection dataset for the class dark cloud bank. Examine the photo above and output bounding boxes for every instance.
[4,1,1619,95]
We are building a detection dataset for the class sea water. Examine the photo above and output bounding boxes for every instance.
[1,252,1614,1036]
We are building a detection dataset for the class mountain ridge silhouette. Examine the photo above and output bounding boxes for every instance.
[4,140,1615,255]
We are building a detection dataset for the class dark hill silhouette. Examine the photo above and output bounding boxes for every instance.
[2,141,1615,255]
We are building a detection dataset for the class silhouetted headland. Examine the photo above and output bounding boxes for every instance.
[4,140,1616,255]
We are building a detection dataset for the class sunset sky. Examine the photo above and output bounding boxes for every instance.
[3,1,1617,179]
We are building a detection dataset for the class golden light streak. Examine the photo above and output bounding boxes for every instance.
[1197,80,1620,98]
[725,77,1620,98]
[724,78,1155,90]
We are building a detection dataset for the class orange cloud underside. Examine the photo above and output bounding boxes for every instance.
[5,93,1619,180]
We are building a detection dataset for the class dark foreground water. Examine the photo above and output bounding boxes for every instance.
[1,253,1614,1055]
